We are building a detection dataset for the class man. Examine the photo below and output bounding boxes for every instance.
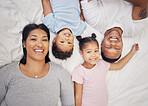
[80,0,147,62]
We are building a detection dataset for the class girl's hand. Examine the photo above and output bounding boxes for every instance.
[131,43,139,54]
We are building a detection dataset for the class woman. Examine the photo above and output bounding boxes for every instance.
[0,23,75,106]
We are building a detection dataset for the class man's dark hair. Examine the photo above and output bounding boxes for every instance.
[52,42,73,60]
[20,23,50,64]
[101,51,121,63]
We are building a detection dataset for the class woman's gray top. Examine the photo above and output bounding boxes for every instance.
[0,61,74,106]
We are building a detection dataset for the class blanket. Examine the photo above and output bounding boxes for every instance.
[0,0,148,106]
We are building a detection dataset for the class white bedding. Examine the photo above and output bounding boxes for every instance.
[0,0,148,106]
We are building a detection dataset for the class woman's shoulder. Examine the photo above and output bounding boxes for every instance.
[50,61,63,69]
[0,61,19,71]
[49,62,71,75]
[0,61,19,81]
[49,62,72,83]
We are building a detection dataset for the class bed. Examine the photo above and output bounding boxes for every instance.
[0,0,148,106]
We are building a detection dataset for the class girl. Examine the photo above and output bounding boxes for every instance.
[72,33,139,106]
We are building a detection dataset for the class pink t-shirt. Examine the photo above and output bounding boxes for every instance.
[72,59,110,106]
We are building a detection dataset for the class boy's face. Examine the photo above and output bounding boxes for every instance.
[52,28,74,52]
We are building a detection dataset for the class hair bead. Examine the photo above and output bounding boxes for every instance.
[91,33,96,38]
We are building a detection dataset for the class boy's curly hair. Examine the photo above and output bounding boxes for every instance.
[52,42,73,60]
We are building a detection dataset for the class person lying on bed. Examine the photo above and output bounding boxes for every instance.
[41,0,86,60]
[0,23,75,106]
[80,0,147,37]
[72,33,139,106]
[80,0,147,62]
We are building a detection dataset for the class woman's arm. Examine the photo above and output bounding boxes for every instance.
[0,68,7,104]
[109,44,139,70]
[74,82,83,106]
[0,82,6,104]
[59,68,75,106]
[41,0,52,17]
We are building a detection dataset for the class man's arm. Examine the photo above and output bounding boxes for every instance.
[109,44,139,70]
[125,0,147,6]
[125,0,147,20]
[41,0,52,17]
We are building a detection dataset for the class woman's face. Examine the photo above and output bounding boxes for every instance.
[24,28,49,62]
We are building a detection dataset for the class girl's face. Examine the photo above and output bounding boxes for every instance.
[80,41,100,68]
[24,29,49,62]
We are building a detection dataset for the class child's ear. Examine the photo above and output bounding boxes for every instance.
[52,37,56,44]
[79,50,83,57]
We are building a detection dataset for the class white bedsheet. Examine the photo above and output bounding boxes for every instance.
[0,0,148,106]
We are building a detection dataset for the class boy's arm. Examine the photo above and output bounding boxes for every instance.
[41,0,52,17]
[109,44,139,70]
[79,0,85,21]
[74,82,83,106]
